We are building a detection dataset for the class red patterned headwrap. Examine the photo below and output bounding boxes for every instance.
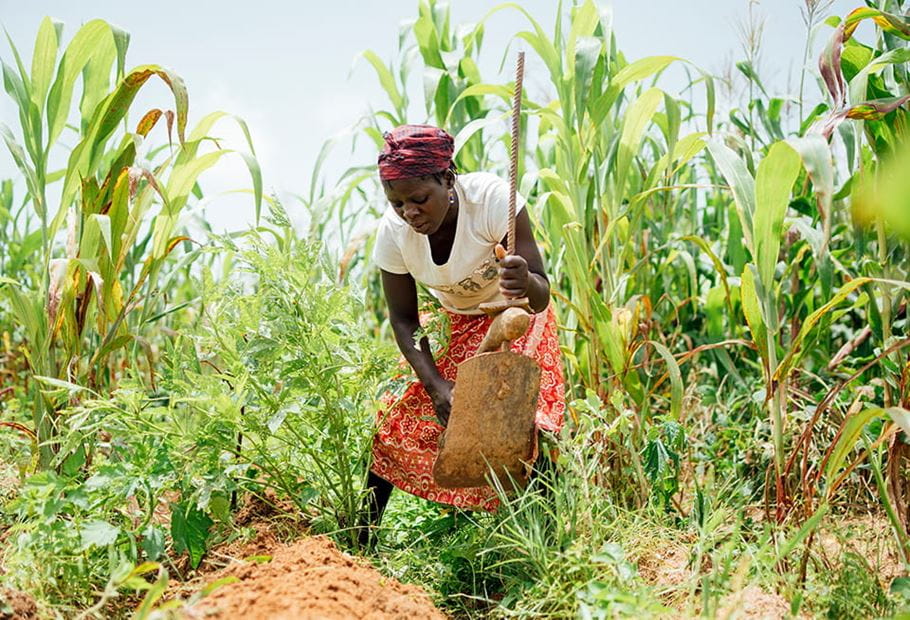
[377,124,455,182]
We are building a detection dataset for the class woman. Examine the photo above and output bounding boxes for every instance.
[360,124,565,541]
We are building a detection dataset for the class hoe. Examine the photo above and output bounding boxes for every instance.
[433,52,541,489]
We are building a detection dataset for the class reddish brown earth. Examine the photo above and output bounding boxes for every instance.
[0,586,38,619]
[172,492,444,619]
[184,536,445,619]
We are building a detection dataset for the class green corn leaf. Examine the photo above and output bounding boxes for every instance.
[669,132,707,175]
[646,340,684,420]
[459,56,482,84]
[515,29,561,86]
[566,0,600,80]
[787,134,834,248]
[58,64,188,228]
[3,33,44,165]
[848,47,910,106]
[201,576,241,597]
[422,66,445,116]
[110,24,129,78]
[453,114,503,158]
[683,234,733,315]
[612,55,680,92]
[360,50,404,115]
[573,36,602,125]
[77,29,116,131]
[707,139,755,255]
[538,174,572,217]
[177,112,261,221]
[702,72,716,134]
[662,92,681,161]
[34,375,90,394]
[46,19,111,145]
[30,17,59,110]
[239,151,263,225]
[673,248,698,301]
[95,65,187,152]
[119,561,161,591]
[432,71,452,128]
[0,123,41,217]
[187,110,230,143]
[774,503,829,564]
[414,3,445,69]
[93,334,133,365]
[165,150,225,214]
[735,60,768,96]
[614,87,663,197]
[774,277,872,382]
[741,264,767,367]
[3,29,31,94]
[486,3,561,82]
[87,213,113,261]
[0,277,45,350]
[108,167,130,260]
[451,83,512,108]
[824,407,886,492]
[753,140,800,290]
[592,296,624,376]
[705,285,726,340]
[2,59,41,162]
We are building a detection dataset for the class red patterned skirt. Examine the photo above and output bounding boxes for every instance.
[371,305,565,511]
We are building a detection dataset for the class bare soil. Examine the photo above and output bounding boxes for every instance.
[184,536,445,619]
[172,492,445,619]
[716,586,790,619]
[817,514,903,584]
[637,542,690,589]
[0,587,38,620]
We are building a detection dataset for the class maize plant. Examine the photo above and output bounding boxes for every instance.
[0,18,261,468]
[350,0,910,516]
[708,5,910,523]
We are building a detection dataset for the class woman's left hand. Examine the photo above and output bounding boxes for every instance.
[498,248,529,299]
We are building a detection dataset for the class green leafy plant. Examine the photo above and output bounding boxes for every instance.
[0,18,260,469]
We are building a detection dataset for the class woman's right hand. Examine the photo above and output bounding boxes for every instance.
[427,379,455,427]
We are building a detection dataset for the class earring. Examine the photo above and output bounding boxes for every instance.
[448,190,455,207]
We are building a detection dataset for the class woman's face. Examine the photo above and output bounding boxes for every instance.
[383,174,453,235]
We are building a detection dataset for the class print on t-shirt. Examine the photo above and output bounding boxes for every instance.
[434,254,499,296]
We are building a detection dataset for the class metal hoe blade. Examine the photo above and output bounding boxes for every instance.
[433,350,540,489]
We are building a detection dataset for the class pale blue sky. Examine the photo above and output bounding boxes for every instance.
[0,1,864,231]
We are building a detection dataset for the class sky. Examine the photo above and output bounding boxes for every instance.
[0,0,867,232]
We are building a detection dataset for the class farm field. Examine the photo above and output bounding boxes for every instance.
[0,1,909,617]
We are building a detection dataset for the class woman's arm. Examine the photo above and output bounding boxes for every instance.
[381,269,453,425]
[498,208,550,313]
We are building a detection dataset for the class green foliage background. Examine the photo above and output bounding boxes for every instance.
[0,0,908,617]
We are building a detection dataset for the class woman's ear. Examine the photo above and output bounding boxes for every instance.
[444,168,456,189]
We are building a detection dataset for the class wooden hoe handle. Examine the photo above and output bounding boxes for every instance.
[477,307,531,354]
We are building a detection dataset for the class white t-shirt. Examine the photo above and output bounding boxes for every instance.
[373,172,525,315]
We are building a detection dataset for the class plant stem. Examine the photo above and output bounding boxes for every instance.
[878,220,894,407]
[866,434,910,565]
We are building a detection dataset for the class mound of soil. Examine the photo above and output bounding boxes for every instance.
[186,536,444,619]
